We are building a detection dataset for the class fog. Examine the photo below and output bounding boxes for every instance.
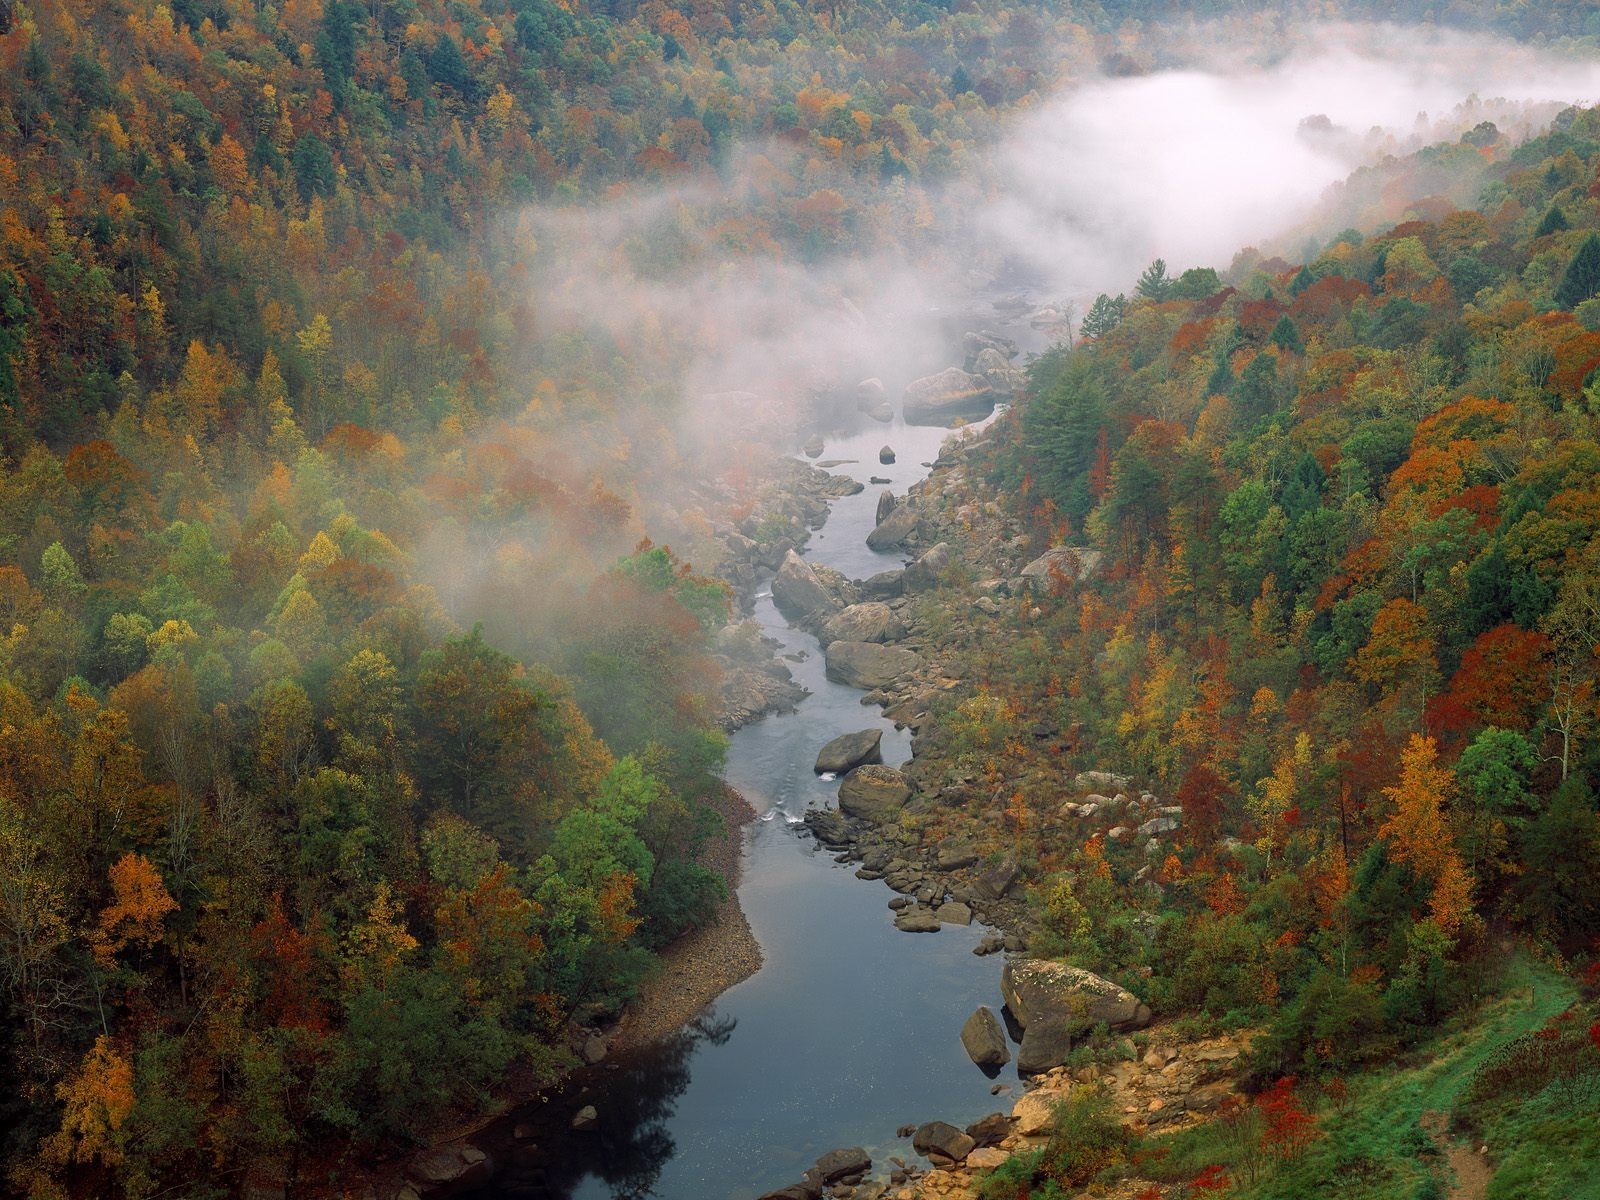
[510,23,1600,468]
[988,26,1600,297]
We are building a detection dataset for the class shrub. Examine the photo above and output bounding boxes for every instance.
[1038,1087,1133,1188]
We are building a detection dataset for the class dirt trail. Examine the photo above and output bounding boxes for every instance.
[1421,1110,1492,1200]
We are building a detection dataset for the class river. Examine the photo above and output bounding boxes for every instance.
[471,313,1045,1199]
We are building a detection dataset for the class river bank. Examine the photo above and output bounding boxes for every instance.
[606,785,763,1051]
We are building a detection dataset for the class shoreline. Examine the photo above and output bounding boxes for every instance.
[607,784,764,1050]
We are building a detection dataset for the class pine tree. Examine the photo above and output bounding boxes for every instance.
[1535,204,1569,237]
[1079,293,1126,340]
[1136,258,1173,301]
[1269,314,1304,354]
[1555,233,1600,308]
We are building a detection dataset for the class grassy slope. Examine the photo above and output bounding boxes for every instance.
[1145,957,1592,1200]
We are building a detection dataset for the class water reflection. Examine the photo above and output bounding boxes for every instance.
[474,1010,738,1200]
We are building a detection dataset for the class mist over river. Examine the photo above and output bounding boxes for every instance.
[465,311,1043,1199]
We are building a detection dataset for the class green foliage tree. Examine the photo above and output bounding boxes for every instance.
[1555,232,1600,308]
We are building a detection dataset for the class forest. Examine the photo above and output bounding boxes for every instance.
[5,0,1600,1197]
[938,103,1600,1199]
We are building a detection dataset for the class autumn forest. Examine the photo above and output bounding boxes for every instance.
[5,0,1600,1198]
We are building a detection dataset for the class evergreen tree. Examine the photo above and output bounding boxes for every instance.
[1136,258,1173,301]
[1535,204,1569,237]
[1268,314,1304,354]
[1079,293,1126,340]
[1555,233,1600,308]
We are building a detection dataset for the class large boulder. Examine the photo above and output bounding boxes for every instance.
[1020,547,1104,589]
[894,906,942,932]
[876,489,896,525]
[820,602,906,647]
[973,347,1025,394]
[903,367,999,425]
[860,569,905,599]
[405,1144,493,1196]
[772,549,841,621]
[814,729,883,774]
[838,764,912,821]
[963,330,1018,370]
[866,503,919,550]
[903,542,952,592]
[960,1007,1012,1070]
[1001,959,1151,1074]
[825,641,920,689]
[912,1121,976,1165]
[802,435,825,458]
[855,377,887,409]
[813,1147,870,1185]
[973,858,1020,900]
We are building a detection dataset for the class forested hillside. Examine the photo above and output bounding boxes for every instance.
[7,0,1600,1198]
[925,104,1600,1198]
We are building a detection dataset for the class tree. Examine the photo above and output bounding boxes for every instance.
[413,627,549,848]
[1535,204,1570,237]
[1455,727,1536,875]
[1079,293,1126,340]
[1136,258,1173,301]
[1379,735,1474,935]
[1554,233,1600,308]
[91,853,178,967]
[1268,315,1304,354]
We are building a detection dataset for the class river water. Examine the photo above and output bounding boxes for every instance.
[473,318,1044,1199]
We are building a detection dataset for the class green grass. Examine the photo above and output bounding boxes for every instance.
[1142,956,1585,1200]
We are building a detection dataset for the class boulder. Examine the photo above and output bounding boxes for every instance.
[973,346,1025,394]
[966,1112,1012,1147]
[860,569,904,599]
[967,1147,1010,1170]
[855,377,887,408]
[820,602,906,647]
[1019,547,1104,588]
[1010,1091,1059,1137]
[825,641,921,689]
[839,764,912,821]
[866,504,919,550]
[1138,816,1180,839]
[962,330,1018,369]
[879,445,896,464]
[772,550,841,621]
[876,489,896,525]
[813,1147,871,1185]
[757,1187,821,1200]
[937,901,973,926]
[960,1007,1012,1070]
[406,1145,493,1195]
[803,435,825,458]
[866,400,894,423]
[1074,770,1131,793]
[903,367,999,425]
[570,1106,598,1132]
[1000,960,1150,1073]
[903,542,951,592]
[580,1035,607,1064]
[814,729,884,774]
[894,907,942,932]
[805,808,854,847]
[936,844,978,870]
[912,1121,975,1165]
[973,859,1019,900]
